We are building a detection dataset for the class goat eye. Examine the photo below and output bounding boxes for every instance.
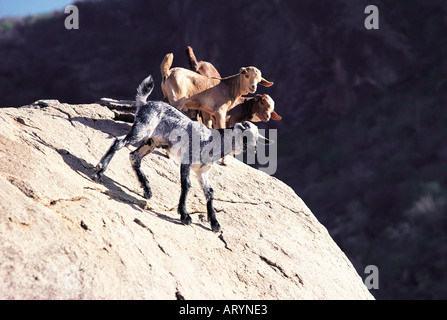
[245,74,249,79]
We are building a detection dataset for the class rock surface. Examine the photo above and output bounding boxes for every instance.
[0,100,373,299]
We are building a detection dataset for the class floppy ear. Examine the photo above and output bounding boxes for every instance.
[258,133,275,145]
[259,77,274,87]
[270,110,282,120]
[241,121,251,129]
[235,121,251,131]
[239,67,248,74]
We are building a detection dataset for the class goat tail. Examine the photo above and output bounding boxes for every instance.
[136,75,155,108]
[160,53,174,80]
[185,46,199,72]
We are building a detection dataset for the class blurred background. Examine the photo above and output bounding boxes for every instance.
[1,0,446,299]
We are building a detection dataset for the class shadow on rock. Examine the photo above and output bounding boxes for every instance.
[56,147,196,229]
[56,148,146,210]
[71,117,131,139]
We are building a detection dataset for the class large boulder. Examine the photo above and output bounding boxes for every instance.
[0,100,373,299]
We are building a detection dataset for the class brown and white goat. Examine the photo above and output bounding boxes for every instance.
[226,94,282,128]
[160,53,273,130]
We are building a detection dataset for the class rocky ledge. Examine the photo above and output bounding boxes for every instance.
[0,100,373,299]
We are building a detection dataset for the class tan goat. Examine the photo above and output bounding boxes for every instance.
[160,53,273,130]
[185,46,221,123]
[186,46,221,79]
[184,46,281,129]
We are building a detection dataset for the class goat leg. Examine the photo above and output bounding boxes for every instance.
[129,139,155,199]
[93,125,145,182]
[214,110,229,166]
[93,136,127,182]
[197,166,221,232]
[178,164,192,225]
[205,187,221,232]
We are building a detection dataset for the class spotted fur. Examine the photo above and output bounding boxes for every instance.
[93,75,270,232]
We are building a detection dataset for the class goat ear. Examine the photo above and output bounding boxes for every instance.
[258,134,275,145]
[240,67,248,74]
[270,111,282,121]
[241,121,251,129]
[234,122,250,131]
[259,77,274,87]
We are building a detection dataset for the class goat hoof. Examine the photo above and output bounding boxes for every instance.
[211,222,221,233]
[181,215,192,226]
[143,190,152,199]
[92,172,101,183]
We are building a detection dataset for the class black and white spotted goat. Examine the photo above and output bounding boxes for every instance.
[92,75,273,232]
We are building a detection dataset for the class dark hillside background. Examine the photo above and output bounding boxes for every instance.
[1,0,446,299]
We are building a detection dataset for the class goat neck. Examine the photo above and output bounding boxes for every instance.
[221,73,243,104]
[226,98,256,126]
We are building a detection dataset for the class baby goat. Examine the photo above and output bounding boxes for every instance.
[161,53,273,130]
[184,46,281,129]
[186,46,221,79]
[93,75,272,232]
[226,94,282,127]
